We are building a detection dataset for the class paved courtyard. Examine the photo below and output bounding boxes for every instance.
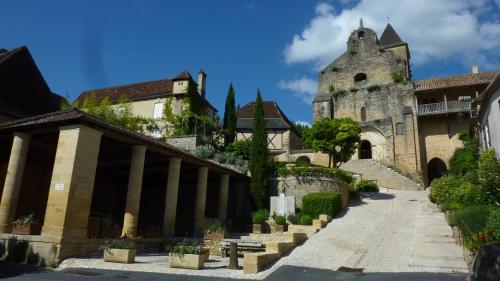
[1,189,468,280]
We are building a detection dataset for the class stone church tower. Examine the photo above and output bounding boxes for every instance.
[313,20,421,176]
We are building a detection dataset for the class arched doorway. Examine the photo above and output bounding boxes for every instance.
[359,140,372,159]
[427,158,447,184]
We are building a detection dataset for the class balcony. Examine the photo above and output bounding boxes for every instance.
[418,100,471,116]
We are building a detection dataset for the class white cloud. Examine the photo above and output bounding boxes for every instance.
[277,77,317,104]
[295,120,312,127]
[284,0,500,69]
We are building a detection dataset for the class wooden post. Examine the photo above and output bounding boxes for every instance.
[227,242,239,269]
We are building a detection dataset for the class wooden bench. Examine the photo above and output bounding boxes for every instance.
[220,239,265,257]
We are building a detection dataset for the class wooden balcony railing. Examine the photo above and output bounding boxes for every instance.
[418,100,471,116]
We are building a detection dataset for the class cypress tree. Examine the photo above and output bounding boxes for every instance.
[223,83,237,146]
[249,90,269,209]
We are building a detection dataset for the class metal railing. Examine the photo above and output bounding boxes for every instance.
[418,100,471,116]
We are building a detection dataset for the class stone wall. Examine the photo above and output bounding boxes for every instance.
[165,135,201,151]
[271,177,350,209]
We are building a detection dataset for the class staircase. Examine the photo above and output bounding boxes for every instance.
[341,159,423,191]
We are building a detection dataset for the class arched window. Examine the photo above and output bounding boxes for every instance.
[359,140,372,159]
[358,31,365,39]
[396,122,405,135]
[296,156,311,166]
[360,107,366,121]
[354,73,367,83]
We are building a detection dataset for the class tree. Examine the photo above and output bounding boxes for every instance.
[303,118,361,168]
[223,83,237,146]
[249,90,269,209]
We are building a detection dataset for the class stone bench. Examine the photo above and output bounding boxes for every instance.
[243,252,280,274]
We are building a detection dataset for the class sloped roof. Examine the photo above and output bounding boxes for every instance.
[236,101,297,132]
[0,108,245,176]
[0,46,65,118]
[414,71,499,92]
[379,24,406,47]
[171,70,192,81]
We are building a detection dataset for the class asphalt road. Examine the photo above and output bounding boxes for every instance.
[0,262,466,281]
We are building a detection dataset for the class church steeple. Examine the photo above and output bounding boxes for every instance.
[359,18,364,28]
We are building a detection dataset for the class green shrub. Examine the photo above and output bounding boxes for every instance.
[332,90,347,100]
[225,140,252,160]
[429,175,462,204]
[356,180,379,192]
[478,149,500,205]
[448,181,481,208]
[300,215,313,225]
[485,208,500,240]
[168,240,203,258]
[252,209,269,224]
[302,192,342,219]
[287,214,299,224]
[454,205,492,238]
[447,211,458,226]
[366,84,380,92]
[194,145,215,159]
[275,215,286,225]
[449,132,479,179]
[107,240,135,250]
[391,71,405,83]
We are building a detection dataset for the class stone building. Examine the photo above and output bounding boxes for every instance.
[0,109,249,262]
[235,101,303,158]
[0,46,65,122]
[76,70,217,138]
[478,73,500,159]
[313,20,498,186]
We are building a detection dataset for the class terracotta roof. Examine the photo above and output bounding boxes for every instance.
[379,24,405,47]
[236,101,297,132]
[76,79,174,104]
[0,109,245,176]
[171,70,192,81]
[414,71,499,92]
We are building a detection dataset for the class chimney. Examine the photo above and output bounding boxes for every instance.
[471,65,479,74]
[197,69,206,97]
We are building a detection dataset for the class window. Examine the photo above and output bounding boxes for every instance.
[153,102,164,119]
[396,122,405,135]
[360,107,366,121]
[354,73,367,83]
[358,31,365,39]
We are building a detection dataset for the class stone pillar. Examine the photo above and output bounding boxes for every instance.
[193,167,209,235]
[162,157,182,236]
[41,125,102,239]
[218,174,230,220]
[0,133,31,233]
[121,145,147,238]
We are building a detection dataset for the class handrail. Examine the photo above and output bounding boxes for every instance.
[418,100,471,115]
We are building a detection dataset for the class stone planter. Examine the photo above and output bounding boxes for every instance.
[275,224,287,233]
[253,224,263,234]
[204,230,225,241]
[11,223,41,235]
[103,248,136,264]
[170,254,205,269]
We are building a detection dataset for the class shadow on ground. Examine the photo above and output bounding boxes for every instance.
[0,261,42,279]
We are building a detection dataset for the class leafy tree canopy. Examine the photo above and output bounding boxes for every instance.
[303,118,361,168]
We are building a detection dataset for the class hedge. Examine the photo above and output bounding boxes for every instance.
[355,180,379,192]
[302,192,342,219]
[276,166,353,184]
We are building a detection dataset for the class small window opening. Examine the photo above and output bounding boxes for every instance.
[358,31,365,39]
[354,73,367,83]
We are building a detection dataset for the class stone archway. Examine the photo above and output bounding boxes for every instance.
[427,158,447,184]
[359,140,372,159]
[357,127,387,162]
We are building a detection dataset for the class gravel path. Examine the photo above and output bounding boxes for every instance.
[58,189,467,279]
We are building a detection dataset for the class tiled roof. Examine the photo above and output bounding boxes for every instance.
[236,101,297,132]
[379,24,405,47]
[77,79,174,104]
[414,71,499,92]
[171,70,192,81]
[0,109,244,176]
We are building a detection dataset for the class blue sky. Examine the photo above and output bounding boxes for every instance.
[2,0,499,124]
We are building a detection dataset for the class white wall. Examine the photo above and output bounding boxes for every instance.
[481,89,500,159]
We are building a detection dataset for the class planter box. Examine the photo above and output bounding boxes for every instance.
[11,223,41,235]
[204,230,225,241]
[253,224,263,234]
[170,254,205,269]
[275,224,287,233]
[103,248,136,264]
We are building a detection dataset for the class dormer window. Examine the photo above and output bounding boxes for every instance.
[358,31,365,39]
[354,73,367,83]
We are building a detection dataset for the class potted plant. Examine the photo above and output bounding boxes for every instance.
[12,214,41,235]
[169,240,206,269]
[252,209,269,234]
[204,219,225,241]
[102,239,136,264]
[275,215,287,233]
